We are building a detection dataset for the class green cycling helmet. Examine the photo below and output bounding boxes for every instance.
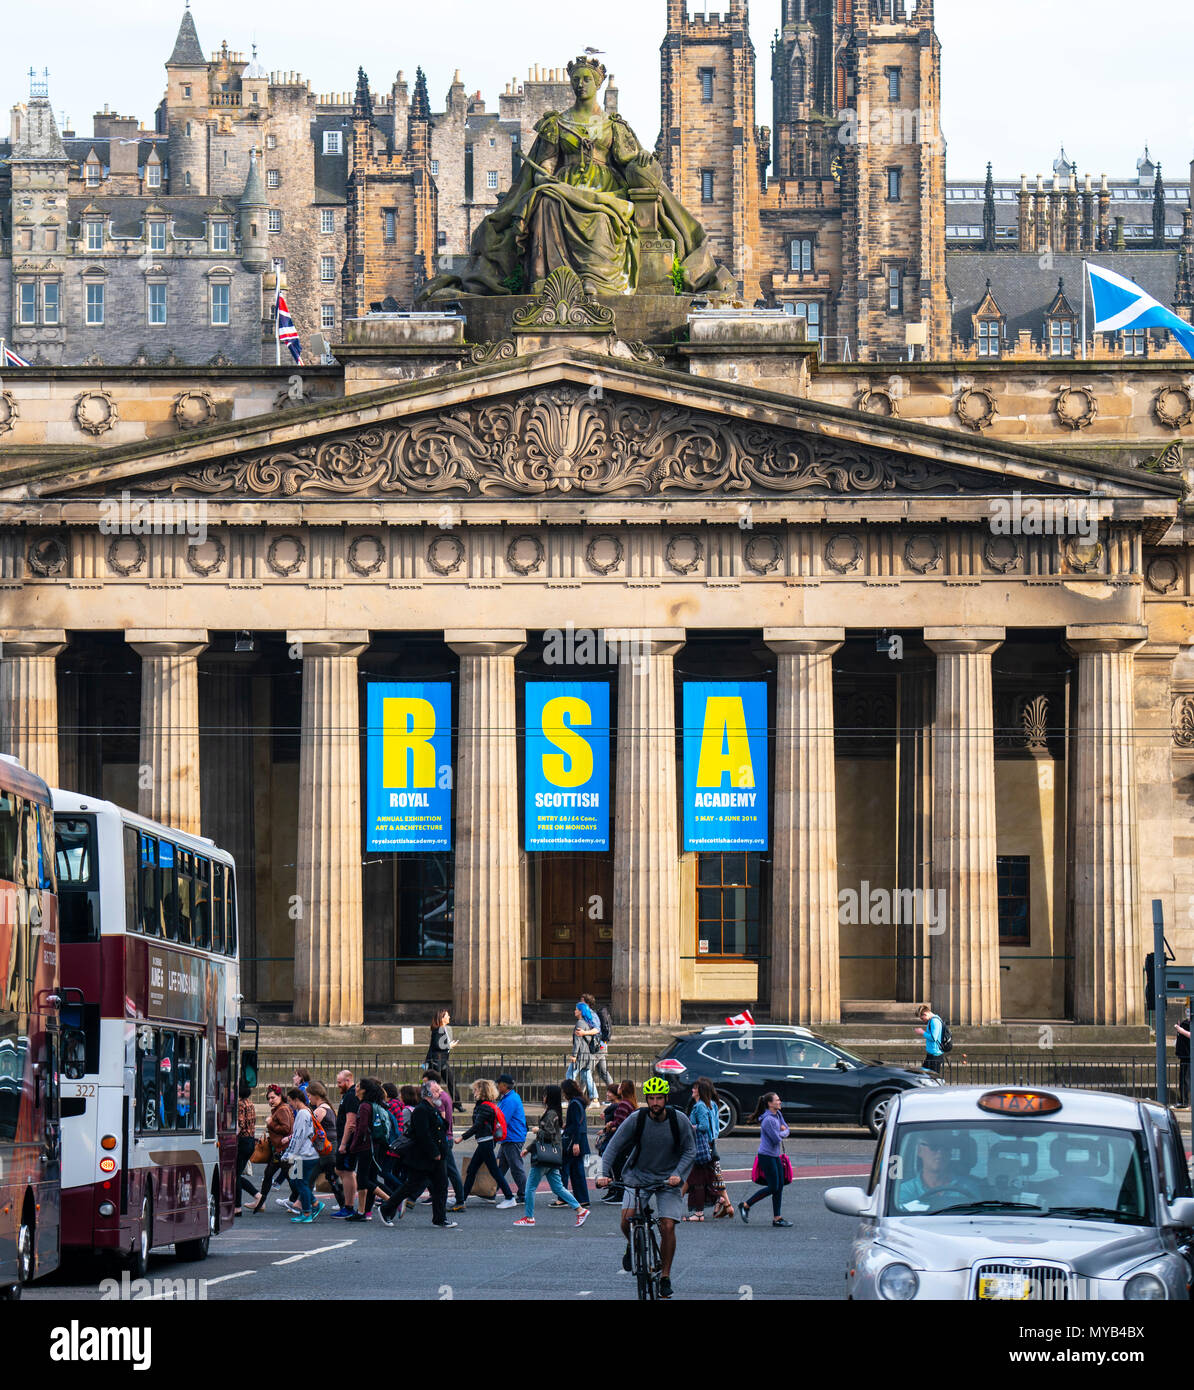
[643,1076,670,1095]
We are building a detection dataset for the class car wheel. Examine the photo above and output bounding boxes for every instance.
[128,1195,152,1278]
[864,1091,898,1138]
[715,1095,739,1137]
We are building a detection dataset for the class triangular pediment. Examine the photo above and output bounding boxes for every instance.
[4,349,1182,522]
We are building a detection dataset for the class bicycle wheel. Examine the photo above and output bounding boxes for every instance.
[646,1219,662,1284]
[633,1223,656,1301]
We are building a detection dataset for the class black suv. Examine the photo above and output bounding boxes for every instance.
[651,1025,943,1136]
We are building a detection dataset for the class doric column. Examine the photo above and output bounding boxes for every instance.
[0,631,67,786]
[288,631,368,1027]
[1066,625,1148,1024]
[765,628,845,1025]
[896,663,934,1003]
[446,630,526,1026]
[924,628,1004,1026]
[127,630,208,836]
[609,628,685,1027]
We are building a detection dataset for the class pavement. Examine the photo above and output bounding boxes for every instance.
[28,1132,875,1302]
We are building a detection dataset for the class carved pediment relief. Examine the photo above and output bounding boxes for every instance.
[134,385,994,501]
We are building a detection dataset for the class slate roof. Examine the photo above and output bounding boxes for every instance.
[167,9,206,66]
[947,250,1180,342]
[66,194,237,239]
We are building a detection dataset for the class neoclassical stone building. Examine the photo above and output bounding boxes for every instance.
[0,292,1191,1029]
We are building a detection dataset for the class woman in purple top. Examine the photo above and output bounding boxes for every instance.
[738,1092,792,1228]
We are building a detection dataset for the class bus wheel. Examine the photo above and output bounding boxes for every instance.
[127,1196,152,1279]
[175,1185,214,1263]
[0,1283,18,1300]
[16,1203,34,1286]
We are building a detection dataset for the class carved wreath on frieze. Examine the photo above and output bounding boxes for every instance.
[137,387,986,501]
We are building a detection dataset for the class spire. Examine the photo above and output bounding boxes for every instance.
[168,7,205,66]
[982,160,997,252]
[411,66,430,121]
[1154,160,1167,248]
[353,66,373,122]
[240,146,266,208]
[12,77,67,162]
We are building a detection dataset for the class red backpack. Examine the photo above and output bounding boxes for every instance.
[484,1100,508,1141]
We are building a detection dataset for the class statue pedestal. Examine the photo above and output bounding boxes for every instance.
[459,290,698,349]
[628,190,677,294]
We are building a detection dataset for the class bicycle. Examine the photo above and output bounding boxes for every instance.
[626,1184,667,1301]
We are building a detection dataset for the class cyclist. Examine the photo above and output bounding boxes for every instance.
[596,1075,695,1300]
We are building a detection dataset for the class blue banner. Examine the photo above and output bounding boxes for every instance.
[366,682,452,851]
[525,682,610,851]
[682,682,769,851]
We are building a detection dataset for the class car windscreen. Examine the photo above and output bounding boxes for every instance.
[885,1120,1153,1225]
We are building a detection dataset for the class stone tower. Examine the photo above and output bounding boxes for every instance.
[239,147,270,273]
[659,0,762,298]
[835,0,949,360]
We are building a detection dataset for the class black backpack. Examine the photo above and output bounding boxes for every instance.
[938,1017,954,1054]
[625,1106,684,1168]
[598,1006,613,1045]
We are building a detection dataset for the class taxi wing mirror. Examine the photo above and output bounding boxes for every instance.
[824,1185,870,1218]
[1164,1196,1194,1228]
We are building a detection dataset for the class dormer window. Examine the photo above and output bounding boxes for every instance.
[85,160,101,187]
[211,219,230,253]
[1048,319,1074,357]
[976,319,1001,357]
[147,164,162,188]
[323,131,343,155]
[84,219,104,252]
[148,219,167,253]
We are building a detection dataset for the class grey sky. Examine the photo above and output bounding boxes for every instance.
[5,1,1192,182]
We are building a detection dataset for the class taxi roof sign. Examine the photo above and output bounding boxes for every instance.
[977,1089,1062,1116]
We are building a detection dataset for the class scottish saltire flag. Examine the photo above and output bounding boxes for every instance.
[1087,261,1194,360]
[2,342,31,368]
[275,289,302,365]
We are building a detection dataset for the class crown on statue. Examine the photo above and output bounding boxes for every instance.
[566,55,608,85]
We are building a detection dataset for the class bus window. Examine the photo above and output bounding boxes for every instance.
[0,792,17,882]
[210,862,226,956]
[193,856,211,951]
[54,817,100,944]
[123,825,139,933]
[176,849,193,947]
[159,1030,178,1129]
[175,1033,197,1131]
[136,1026,159,1131]
[37,802,55,893]
[16,800,34,888]
[140,835,160,938]
[158,840,178,941]
[227,868,238,959]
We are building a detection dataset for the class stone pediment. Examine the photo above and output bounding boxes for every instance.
[13,349,1183,519]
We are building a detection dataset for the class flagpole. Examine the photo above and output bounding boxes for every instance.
[273,260,281,367]
[1082,260,1088,361]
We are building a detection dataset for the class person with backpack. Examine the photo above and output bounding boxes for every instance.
[345,1076,391,1221]
[280,1088,325,1223]
[565,1006,599,1106]
[582,993,615,1098]
[595,1075,695,1300]
[738,1092,791,1228]
[376,1078,458,1230]
[495,1074,528,1202]
[513,1085,589,1227]
[455,1079,518,1209]
[306,1080,347,1213]
[915,1003,950,1074]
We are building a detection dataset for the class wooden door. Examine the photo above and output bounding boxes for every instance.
[540,854,613,1001]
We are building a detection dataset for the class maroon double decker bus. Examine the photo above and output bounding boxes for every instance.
[54,789,240,1273]
[0,754,61,1299]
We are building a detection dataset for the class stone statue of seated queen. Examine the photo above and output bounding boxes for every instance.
[421,54,733,301]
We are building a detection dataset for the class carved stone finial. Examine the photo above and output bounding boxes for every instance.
[512,265,615,332]
[1022,694,1049,751]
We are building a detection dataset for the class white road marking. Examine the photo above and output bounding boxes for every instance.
[271,1240,354,1266]
[201,1270,257,1286]
[143,1269,256,1298]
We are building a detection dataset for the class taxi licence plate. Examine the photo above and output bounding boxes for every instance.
[978,1274,1033,1300]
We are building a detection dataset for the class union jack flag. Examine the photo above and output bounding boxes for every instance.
[275,287,302,365]
[2,342,31,368]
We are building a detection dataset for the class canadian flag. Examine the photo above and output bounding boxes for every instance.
[725,1009,755,1028]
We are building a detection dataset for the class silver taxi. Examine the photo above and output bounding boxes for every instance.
[824,1086,1194,1300]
